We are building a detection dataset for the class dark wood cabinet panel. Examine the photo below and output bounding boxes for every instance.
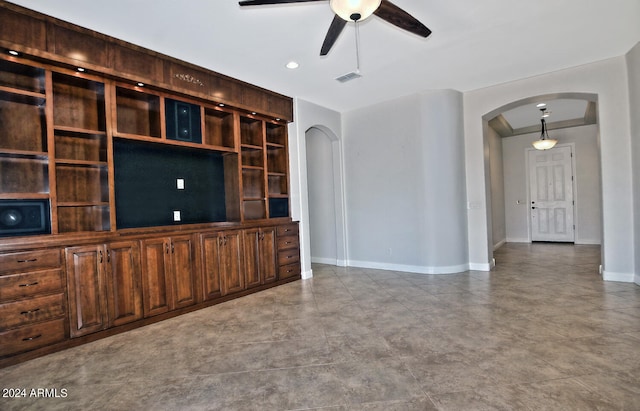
[141,235,196,316]
[50,25,109,67]
[65,245,107,337]
[170,235,196,309]
[219,230,245,296]
[243,227,276,289]
[0,6,46,52]
[112,44,163,84]
[0,318,66,357]
[140,238,171,318]
[105,241,142,327]
[199,232,222,300]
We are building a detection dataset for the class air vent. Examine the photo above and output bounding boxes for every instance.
[335,71,362,83]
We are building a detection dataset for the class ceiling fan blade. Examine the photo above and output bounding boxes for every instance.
[374,0,432,38]
[320,15,347,56]
[239,0,325,6]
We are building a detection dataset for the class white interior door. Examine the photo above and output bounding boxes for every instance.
[528,146,575,242]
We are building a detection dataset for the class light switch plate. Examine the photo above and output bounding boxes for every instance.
[173,210,181,221]
[176,178,185,190]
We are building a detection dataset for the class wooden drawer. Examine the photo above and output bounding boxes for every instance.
[0,249,62,274]
[279,262,301,280]
[0,269,64,302]
[0,293,66,331]
[278,248,300,267]
[0,318,66,357]
[277,235,299,251]
[276,223,298,237]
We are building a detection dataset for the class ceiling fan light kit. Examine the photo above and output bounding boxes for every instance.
[330,0,381,21]
[238,0,431,56]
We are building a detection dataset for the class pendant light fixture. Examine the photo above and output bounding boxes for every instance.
[330,0,382,22]
[532,108,557,150]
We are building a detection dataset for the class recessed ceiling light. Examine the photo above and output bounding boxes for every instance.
[251,112,257,115]
[137,82,145,87]
[8,50,19,56]
[218,103,225,107]
[77,67,85,72]
[286,61,299,69]
[536,103,546,108]
[542,112,550,118]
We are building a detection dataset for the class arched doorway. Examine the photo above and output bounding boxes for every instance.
[305,125,347,266]
[483,93,602,264]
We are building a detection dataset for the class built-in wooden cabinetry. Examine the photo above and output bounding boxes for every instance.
[0,1,300,367]
[140,235,197,317]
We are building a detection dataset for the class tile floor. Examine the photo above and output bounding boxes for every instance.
[1,243,639,410]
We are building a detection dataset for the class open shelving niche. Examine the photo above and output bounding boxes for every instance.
[52,72,110,233]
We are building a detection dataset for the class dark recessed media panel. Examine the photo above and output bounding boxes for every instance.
[165,98,202,144]
[0,199,51,237]
[113,139,225,229]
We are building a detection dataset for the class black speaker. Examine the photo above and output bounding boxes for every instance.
[0,200,51,237]
[269,198,289,218]
[165,98,202,143]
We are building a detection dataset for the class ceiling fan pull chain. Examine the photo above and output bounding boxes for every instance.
[355,19,361,72]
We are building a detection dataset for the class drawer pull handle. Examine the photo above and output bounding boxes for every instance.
[17,258,38,263]
[285,241,292,245]
[22,334,42,342]
[287,255,293,259]
[20,308,41,315]
[19,282,39,287]
[287,269,293,273]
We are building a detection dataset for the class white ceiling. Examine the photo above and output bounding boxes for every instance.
[7,0,640,114]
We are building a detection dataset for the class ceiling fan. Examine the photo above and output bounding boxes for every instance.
[238,0,432,56]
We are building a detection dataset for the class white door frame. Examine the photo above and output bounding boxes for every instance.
[525,143,578,242]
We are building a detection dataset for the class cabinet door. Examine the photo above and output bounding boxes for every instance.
[105,241,142,327]
[140,238,171,317]
[220,231,245,296]
[65,245,107,337]
[170,235,196,309]
[260,227,277,284]
[243,228,261,289]
[200,232,222,301]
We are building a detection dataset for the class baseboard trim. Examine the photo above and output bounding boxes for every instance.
[635,274,640,286]
[301,268,313,280]
[469,262,492,271]
[602,270,635,283]
[311,257,338,265]
[493,239,506,250]
[574,239,601,245]
[347,260,470,275]
[505,237,530,243]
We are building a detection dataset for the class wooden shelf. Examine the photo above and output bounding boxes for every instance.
[0,192,49,200]
[115,86,161,138]
[57,201,110,207]
[0,59,45,94]
[0,149,48,158]
[55,159,108,167]
[0,85,45,99]
[53,73,106,132]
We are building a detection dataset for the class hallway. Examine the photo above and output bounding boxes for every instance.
[1,243,639,410]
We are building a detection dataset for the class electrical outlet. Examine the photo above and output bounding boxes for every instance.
[176,178,185,190]
[173,210,181,221]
